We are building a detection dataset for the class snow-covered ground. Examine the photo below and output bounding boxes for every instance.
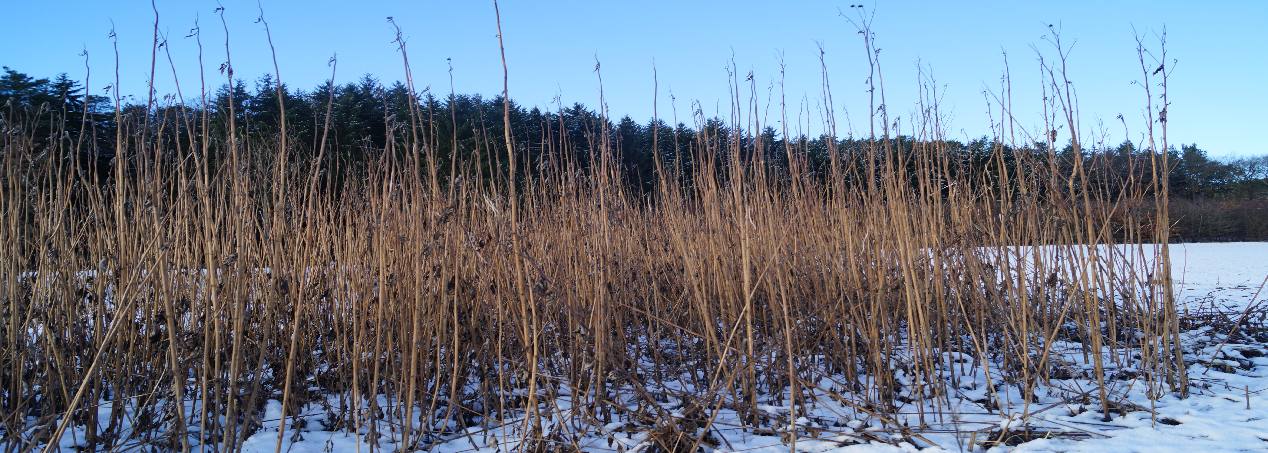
[1172,242,1268,313]
[36,243,1268,453]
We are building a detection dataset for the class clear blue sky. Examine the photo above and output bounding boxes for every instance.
[2,1,1264,158]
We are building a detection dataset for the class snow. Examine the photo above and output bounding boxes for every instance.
[28,242,1268,453]
[1172,242,1268,313]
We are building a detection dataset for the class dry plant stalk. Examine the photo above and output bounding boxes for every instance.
[0,12,1183,453]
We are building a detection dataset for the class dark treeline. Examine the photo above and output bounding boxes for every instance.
[4,66,1267,238]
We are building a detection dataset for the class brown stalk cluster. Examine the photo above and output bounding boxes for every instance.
[0,10,1184,453]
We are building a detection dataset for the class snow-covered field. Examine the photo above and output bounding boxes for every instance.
[1172,242,1268,313]
[37,243,1268,453]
